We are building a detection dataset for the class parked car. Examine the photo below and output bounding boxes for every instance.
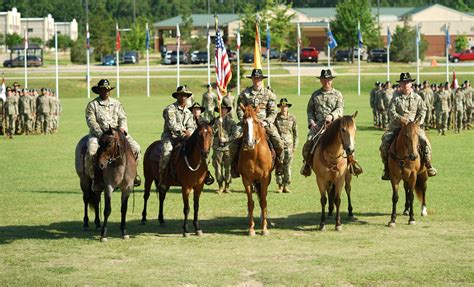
[162,51,189,65]
[353,47,368,60]
[122,51,139,64]
[191,51,208,64]
[102,54,116,66]
[268,50,281,59]
[282,51,297,62]
[227,50,237,62]
[243,53,254,64]
[449,49,474,63]
[367,48,387,63]
[300,47,319,62]
[3,55,42,67]
[333,50,350,62]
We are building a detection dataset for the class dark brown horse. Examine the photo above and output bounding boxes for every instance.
[387,119,428,227]
[311,113,358,231]
[142,122,213,237]
[75,136,101,231]
[238,105,273,236]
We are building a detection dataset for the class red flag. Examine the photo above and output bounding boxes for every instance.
[116,30,121,51]
[451,70,458,90]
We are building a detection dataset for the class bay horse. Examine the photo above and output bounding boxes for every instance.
[142,122,213,237]
[387,119,428,227]
[95,128,137,242]
[238,104,273,236]
[311,112,358,231]
[75,135,101,231]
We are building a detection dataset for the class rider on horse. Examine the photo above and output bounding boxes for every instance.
[85,79,141,191]
[380,72,438,180]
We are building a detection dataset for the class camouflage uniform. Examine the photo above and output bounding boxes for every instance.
[85,96,141,177]
[464,84,473,129]
[422,87,434,129]
[0,96,4,134]
[18,91,31,134]
[222,93,235,118]
[35,91,52,134]
[274,111,298,192]
[369,85,380,126]
[160,101,196,179]
[211,105,240,193]
[434,88,451,134]
[380,86,394,128]
[452,88,465,132]
[201,90,217,123]
[50,95,61,133]
[4,91,19,137]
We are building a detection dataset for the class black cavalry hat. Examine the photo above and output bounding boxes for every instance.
[189,102,205,112]
[172,85,193,98]
[317,69,335,79]
[396,72,415,83]
[277,98,292,108]
[246,68,268,79]
[92,79,115,94]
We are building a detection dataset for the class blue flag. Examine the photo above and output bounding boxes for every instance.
[327,29,337,49]
[145,28,150,50]
[445,25,450,47]
[358,28,363,48]
[266,23,270,51]
[387,27,391,48]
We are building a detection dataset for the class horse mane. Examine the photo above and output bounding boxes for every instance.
[320,116,354,149]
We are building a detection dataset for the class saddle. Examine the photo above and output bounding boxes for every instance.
[234,136,277,176]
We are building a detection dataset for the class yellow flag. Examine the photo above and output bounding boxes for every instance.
[253,22,262,69]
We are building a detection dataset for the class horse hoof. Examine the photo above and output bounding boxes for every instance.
[248,230,256,236]
[319,225,326,231]
[123,235,130,240]
[388,222,396,228]
[421,208,428,217]
[409,221,416,225]
[183,233,190,238]
[335,225,342,231]
[100,237,108,242]
[261,230,270,236]
[196,230,203,236]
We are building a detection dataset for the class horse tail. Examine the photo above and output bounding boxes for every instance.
[414,174,425,203]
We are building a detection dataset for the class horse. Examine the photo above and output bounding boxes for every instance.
[75,135,101,231]
[387,119,428,227]
[142,122,213,237]
[311,112,358,231]
[238,104,274,236]
[76,128,137,242]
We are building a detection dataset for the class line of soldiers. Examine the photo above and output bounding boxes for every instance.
[0,82,62,138]
[370,79,473,134]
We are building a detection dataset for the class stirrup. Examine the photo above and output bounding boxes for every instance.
[133,174,142,187]
[381,170,390,181]
[204,171,215,185]
[427,167,437,177]
[300,163,311,177]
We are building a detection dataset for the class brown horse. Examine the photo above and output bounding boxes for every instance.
[387,119,428,227]
[238,104,273,236]
[142,122,213,237]
[96,128,137,241]
[311,112,358,231]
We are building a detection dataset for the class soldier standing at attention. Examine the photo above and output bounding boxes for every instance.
[201,84,217,123]
[453,84,465,133]
[301,69,363,177]
[4,87,19,138]
[370,81,381,127]
[223,88,236,116]
[274,98,298,193]
[85,79,141,191]
[434,82,451,135]
[50,90,61,133]
[211,97,240,194]
[380,72,437,180]
[0,89,4,135]
[463,80,472,130]
[35,88,52,134]
[421,81,434,130]
[18,89,28,134]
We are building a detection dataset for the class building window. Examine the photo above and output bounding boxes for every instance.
[28,28,33,32]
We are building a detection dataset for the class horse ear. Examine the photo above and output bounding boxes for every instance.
[239,103,245,111]
[352,111,358,118]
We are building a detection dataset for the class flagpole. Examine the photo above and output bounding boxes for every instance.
[416,22,420,85]
[146,23,150,97]
[357,21,361,97]
[327,22,331,69]
[177,23,180,87]
[237,26,241,93]
[55,24,59,97]
[387,26,390,82]
[446,23,449,82]
[297,22,301,97]
[266,22,271,87]
[86,23,90,99]
[24,29,28,88]
[116,23,120,98]
[207,23,211,85]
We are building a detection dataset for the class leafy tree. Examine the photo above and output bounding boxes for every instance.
[29,37,43,46]
[331,0,379,62]
[122,17,148,54]
[454,34,469,52]
[46,35,73,52]
[390,21,428,63]
[179,8,193,44]
[189,36,208,52]
[6,33,23,48]
[0,33,4,46]
[70,38,87,64]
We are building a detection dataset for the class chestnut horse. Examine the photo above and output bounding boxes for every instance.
[311,112,358,231]
[238,104,273,236]
[142,122,213,237]
[387,119,428,227]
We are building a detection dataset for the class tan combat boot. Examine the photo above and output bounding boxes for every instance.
[223,182,231,194]
[283,184,292,193]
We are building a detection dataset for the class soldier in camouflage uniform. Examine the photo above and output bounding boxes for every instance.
[380,73,437,180]
[201,84,217,123]
[419,81,434,130]
[159,85,197,188]
[434,82,451,135]
[50,90,61,133]
[17,89,28,134]
[223,89,236,113]
[301,69,363,177]
[4,87,19,138]
[380,81,394,129]
[231,68,284,177]
[462,80,472,130]
[274,98,298,193]
[0,91,4,135]
[211,97,240,193]
[452,85,465,133]
[85,79,141,191]
[35,88,52,134]
[370,82,381,127]
[189,102,207,125]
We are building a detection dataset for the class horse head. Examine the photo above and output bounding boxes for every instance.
[340,111,358,156]
[403,119,420,161]
[194,122,213,160]
[97,127,123,170]
[240,104,262,150]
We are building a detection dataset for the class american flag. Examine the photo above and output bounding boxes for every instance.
[215,27,232,102]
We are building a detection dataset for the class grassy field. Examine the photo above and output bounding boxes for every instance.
[0,65,473,286]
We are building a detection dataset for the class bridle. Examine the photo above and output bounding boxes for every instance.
[99,133,124,169]
[319,121,354,172]
[183,126,210,172]
[242,116,262,150]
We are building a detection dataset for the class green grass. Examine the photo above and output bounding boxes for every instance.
[0,65,473,286]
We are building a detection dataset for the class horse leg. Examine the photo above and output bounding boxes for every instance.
[317,180,328,231]
[403,181,410,216]
[100,186,113,242]
[334,181,344,231]
[327,185,335,217]
[121,189,131,239]
[182,188,191,237]
[388,181,400,227]
[258,179,270,236]
[82,192,89,231]
[244,183,255,236]
[141,175,152,224]
[407,177,416,225]
[345,173,355,220]
[158,187,168,226]
[93,191,101,229]
[421,182,428,217]
[193,184,204,236]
